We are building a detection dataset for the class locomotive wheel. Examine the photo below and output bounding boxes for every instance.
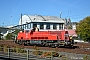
[51,44,55,48]
[41,41,46,46]
[24,40,30,46]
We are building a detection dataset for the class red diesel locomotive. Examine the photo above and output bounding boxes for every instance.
[14,27,74,47]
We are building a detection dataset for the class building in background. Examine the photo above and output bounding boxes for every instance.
[64,18,77,37]
[71,22,77,30]
[64,18,77,30]
[13,15,65,30]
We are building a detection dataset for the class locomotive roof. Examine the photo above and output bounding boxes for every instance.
[19,15,65,25]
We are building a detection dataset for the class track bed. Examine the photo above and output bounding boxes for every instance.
[0,40,90,55]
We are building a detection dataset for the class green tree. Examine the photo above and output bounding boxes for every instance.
[76,16,90,42]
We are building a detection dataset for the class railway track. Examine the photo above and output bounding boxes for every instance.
[0,40,90,55]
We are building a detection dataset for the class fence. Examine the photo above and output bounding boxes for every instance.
[0,45,90,60]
